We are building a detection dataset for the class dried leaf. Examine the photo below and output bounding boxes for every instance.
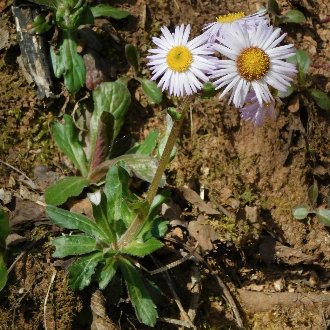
[182,186,220,215]
[91,289,118,330]
[10,199,45,230]
[275,242,318,265]
[187,215,218,252]
[288,95,300,113]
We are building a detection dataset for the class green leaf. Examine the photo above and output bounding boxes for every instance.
[55,2,94,30]
[201,82,217,98]
[0,208,9,242]
[90,80,131,159]
[51,114,88,176]
[296,50,310,76]
[98,258,118,289]
[50,31,86,93]
[308,181,318,208]
[90,112,115,170]
[316,209,330,227]
[120,154,166,186]
[105,164,139,227]
[69,252,103,290]
[287,50,310,84]
[125,44,139,72]
[128,131,159,156]
[157,113,176,160]
[92,192,116,243]
[292,206,310,220]
[310,89,330,111]
[45,176,90,206]
[167,107,182,120]
[267,0,281,15]
[52,235,98,258]
[0,254,8,292]
[119,258,157,326]
[137,78,162,105]
[91,4,130,19]
[89,154,166,187]
[121,238,163,257]
[282,10,306,23]
[26,14,53,35]
[46,205,105,239]
[277,84,296,98]
[138,190,170,241]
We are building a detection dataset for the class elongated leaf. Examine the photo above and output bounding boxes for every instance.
[45,176,90,206]
[137,78,162,104]
[121,238,163,257]
[136,131,158,155]
[90,112,115,170]
[282,10,306,23]
[92,192,116,243]
[121,154,166,186]
[91,4,130,19]
[51,115,88,177]
[46,205,105,239]
[119,258,157,326]
[310,89,330,111]
[50,31,86,93]
[105,164,138,227]
[0,254,8,292]
[287,50,310,84]
[52,235,98,258]
[98,258,118,289]
[127,131,159,155]
[125,44,139,72]
[69,252,103,290]
[308,181,318,208]
[89,154,166,186]
[316,209,330,227]
[138,190,170,241]
[157,113,176,160]
[296,50,310,76]
[90,80,131,159]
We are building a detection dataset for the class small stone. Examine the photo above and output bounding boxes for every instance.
[309,271,319,287]
[273,278,285,292]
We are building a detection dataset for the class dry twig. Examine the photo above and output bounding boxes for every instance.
[150,255,197,329]
[44,270,57,330]
[165,237,244,328]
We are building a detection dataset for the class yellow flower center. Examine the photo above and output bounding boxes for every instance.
[216,11,245,24]
[236,47,270,81]
[166,46,193,72]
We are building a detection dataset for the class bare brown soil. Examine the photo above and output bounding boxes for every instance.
[0,0,329,329]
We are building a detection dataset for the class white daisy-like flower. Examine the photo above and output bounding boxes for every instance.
[203,9,268,43]
[210,23,297,108]
[147,24,217,97]
[239,90,280,127]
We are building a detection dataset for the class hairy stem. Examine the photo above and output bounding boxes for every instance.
[117,97,192,247]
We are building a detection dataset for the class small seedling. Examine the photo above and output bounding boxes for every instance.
[292,181,330,227]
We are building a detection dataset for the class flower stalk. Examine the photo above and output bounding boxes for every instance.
[117,96,192,248]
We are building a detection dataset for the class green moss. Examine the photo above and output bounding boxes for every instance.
[208,215,238,240]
